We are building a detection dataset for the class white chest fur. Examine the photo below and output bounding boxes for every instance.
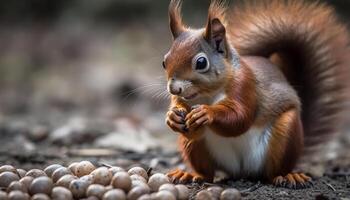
[204,125,272,177]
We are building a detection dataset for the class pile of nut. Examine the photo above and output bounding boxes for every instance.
[0,162,241,200]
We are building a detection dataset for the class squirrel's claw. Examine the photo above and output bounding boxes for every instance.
[273,173,312,189]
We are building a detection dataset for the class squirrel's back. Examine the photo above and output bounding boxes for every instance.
[227,0,350,150]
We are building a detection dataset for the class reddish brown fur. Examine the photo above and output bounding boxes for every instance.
[228,0,350,149]
[165,0,350,185]
[207,61,257,137]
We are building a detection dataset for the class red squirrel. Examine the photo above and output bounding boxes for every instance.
[163,0,350,188]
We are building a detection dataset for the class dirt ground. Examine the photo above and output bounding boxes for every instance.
[0,117,349,200]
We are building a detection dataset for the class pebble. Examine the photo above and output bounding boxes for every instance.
[111,172,132,192]
[51,186,73,200]
[196,190,213,200]
[175,184,190,200]
[25,169,46,178]
[102,189,126,200]
[29,176,53,195]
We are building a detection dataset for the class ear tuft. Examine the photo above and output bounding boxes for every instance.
[169,0,185,39]
[204,1,229,56]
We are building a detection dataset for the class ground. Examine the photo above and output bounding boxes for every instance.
[0,116,349,200]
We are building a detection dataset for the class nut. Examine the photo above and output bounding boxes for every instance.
[52,167,71,183]
[86,184,106,199]
[0,165,17,174]
[175,184,190,200]
[130,174,147,183]
[75,161,96,177]
[8,190,29,200]
[156,190,176,200]
[128,167,148,181]
[25,169,46,178]
[51,186,73,200]
[148,173,170,192]
[29,176,53,195]
[44,164,62,177]
[111,172,131,192]
[0,172,20,188]
[220,188,241,200]
[127,186,150,200]
[56,174,77,188]
[108,167,125,176]
[207,186,223,199]
[19,176,34,191]
[102,189,126,200]
[69,179,90,199]
[67,162,79,174]
[195,190,213,200]
[7,181,27,193]
[31,193,50,200]
[91,167,112,186]
[159,183,178,198]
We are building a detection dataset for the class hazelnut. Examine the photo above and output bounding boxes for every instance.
[175,184,190,200]
[86,184,106,199]
[0,165,17,174]
[67,162,79,174]
[130,174,147,183]
[69,179,90,199]
[127,186,150,200]
[8,190,29,200]
[0,191,7,199]
[128,167,148,181]
[19,176,34,191]
[7,181,27,193]
[131,180,149,189]
[75,161,96,177]
[91,167,112,186]
[31,193,50,200]
[44,164,62,177]
[55,174,77,188]
[51,186,73,200]
[25,169,46,178]
[51,167,71,183]
[0,172,20,188]
[195,190,213,200]
[111,172,131,192]
[156,190,176,200]
[220,188,241,200]
[108,167,125,176]
[79,175,93,185]
[148,173,170,192]
[138,194,152,200]
[16,169,26,178]
[159,183,178,198]
[102,189,126,200]
[207,186,223,199]
[29,176,53,195]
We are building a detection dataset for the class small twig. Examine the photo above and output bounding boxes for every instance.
[323,181,336,192]
[147,167,153,177]
[100,163,113,168]
[240,182,262,196]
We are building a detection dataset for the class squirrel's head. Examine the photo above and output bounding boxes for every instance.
[163,0,240,102]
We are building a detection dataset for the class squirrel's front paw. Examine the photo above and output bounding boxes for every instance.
[166,108,188,133]
[185,105,214,131]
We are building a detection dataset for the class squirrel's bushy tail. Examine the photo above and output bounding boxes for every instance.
[229,0,350,150]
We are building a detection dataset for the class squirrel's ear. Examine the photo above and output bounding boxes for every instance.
[169,0,185,39]
[205,18,228,57]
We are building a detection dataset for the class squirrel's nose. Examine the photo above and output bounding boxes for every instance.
[170,87,182,95]
[168,79,183,95]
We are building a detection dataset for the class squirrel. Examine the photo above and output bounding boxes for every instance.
[163,0,350,188]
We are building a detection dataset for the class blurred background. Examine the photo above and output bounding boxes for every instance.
[0,0,349,168]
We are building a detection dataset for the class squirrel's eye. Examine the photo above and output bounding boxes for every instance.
[195,56,209,73]
[162,61,166,69]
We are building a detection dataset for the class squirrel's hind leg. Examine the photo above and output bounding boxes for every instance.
[265,108,312,188]
[167,135,215,183]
